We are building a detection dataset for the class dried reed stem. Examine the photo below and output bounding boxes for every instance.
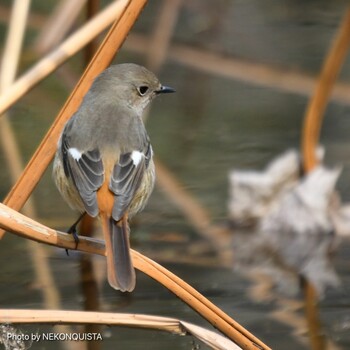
[300,8,350,350]
[0,0,129,116]
[0,2,269,348]
[145,0,183,71]
[0,309,242,350]
[0,0,147,239]
[35,0,87,54]
[126,34,350,105]
[0,0,64,314]
[0,0,63,313]
[84,0,101,61]
[0,0,30,88]
[0,202,270,350]
[302,9,350,172]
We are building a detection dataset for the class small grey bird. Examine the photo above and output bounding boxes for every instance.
[53,63,174,292]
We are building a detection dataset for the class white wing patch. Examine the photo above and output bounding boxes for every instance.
[69,147,82,160]
[131,150,144,166]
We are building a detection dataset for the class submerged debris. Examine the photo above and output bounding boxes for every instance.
[228,149,345,297]
[228,149,300,226]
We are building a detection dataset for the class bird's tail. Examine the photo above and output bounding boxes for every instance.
[101,214,136,292]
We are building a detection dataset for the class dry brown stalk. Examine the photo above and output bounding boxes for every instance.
[303,280,326,350]
[0,309,242,350]
[0,0,130,116]
[126,33,350,106]
[2,7,350,109]
[299,8,350,350]
[0,0,31,183]
[145,0,183,71]
[85,0,101,62]
[133,252,267,350]
[141,0,182,124]
[0,0,30,88]
[0,2,267,348]
[0,0,147,238]
[3,29,350,120]
[302,9,350,172]
[0,202,270,350]
[0,4,83,350]
[35,0,88,54]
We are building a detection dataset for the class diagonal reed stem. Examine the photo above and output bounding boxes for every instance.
[0,1,270,348]
[0,0,129,116]
[0,202,270,350]
[0,310,242,350]
[302,9,350,172]
[0,0,147,238]
[300,8,350,350]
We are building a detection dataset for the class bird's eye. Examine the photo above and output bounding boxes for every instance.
[137,85,149,96]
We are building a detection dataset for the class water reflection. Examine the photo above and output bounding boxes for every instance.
[229,150,343,296]
[228,149,350,349]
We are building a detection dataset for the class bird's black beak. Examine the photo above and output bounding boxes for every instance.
[157,85,176,94]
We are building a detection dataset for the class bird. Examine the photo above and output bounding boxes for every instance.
[53,63,175,292]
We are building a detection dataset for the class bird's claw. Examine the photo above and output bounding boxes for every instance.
[65,222,80,256]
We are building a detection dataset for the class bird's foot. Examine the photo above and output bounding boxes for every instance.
[65,213,85,255]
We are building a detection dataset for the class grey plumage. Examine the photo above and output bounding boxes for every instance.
[111,143,152,221]
[60,123,104,217]
[53,63,174,291]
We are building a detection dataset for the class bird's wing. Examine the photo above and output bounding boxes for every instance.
[110,141,152,221]
[61,121,104,217]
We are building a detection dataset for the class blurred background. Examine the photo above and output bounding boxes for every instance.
[1,0,350,349]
